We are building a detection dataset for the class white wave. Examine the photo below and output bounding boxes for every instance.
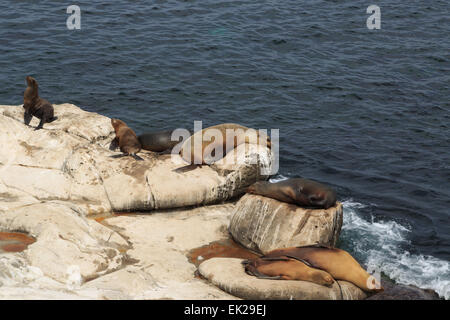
[341,199,450,299]
[269,174,288,183]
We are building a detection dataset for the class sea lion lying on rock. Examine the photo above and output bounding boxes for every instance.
[244,244,383,292]
[246,178,337,209]
[243,256,335,287]
[179,123,271,165]
[111,118,141,156]
[23,76,57,130]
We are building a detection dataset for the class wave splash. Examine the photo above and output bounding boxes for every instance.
[341,199,449,300]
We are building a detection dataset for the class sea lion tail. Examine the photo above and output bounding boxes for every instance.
[48,116,58,123]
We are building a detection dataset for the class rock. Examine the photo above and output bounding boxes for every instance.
[0,202,129,283]
[0,181,39,212]
[366,279,441,300]
[0,202,240,299]
[198,257,367,300]
[0,103,272,299]
[0,104,272,214]
[0,254,123,299]
[229,194,343,254]
[83,203,240,299]
[0,103,112,143]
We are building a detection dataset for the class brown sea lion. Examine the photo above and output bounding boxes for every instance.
[23,76,57,130]
[179,123,271,165]
[260,244,383,292]
[111,118,141,156]
[243,256,335,287]
[246,178,337,209]
[138,130,191,153]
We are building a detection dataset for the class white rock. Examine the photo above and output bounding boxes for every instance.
[198,257,367,300]
[229,194,343,254]
[0,104,271,214]
[0,202,128,283]
[89,204,239,299]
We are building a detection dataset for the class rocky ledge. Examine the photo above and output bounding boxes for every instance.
[0,104,272,215]
[0,104,272,299]
[229,194,343,254]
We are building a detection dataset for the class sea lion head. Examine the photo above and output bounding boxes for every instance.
[307,188,337,209]
[111,118,127,133]
[246,181,266,194]
[26,76,37,88]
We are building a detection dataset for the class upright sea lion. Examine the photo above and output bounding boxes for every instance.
[138,130,191,153]
[23,76,57,130]
[246,178,337,209]
[111,118,141,156]
[243,256,335,287]
[179,123,271,165]
[260,244,383,292]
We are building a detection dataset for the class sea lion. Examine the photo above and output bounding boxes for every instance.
[260,244,383,292]
[23,76,57,130]
[179,123,271,165]
[243,256,335,287]
[246,178,337,209]
[111,118,141,156]
[138,130,191,153]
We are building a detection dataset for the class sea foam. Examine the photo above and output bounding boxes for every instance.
[341,199,449,299]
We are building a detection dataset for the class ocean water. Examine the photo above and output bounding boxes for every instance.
[0,1,448,298]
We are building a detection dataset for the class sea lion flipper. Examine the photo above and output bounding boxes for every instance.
[110,154,127,159]
[297,243,332,249]
[241,260,249,266]
[243,261,283,280]
[35,118,45,130]
[259,256,292,262]
[24,111,32,126]
[253,274,283,280]
[109,137,119,151]
[173,164,201,173]
[283,255,313,268]
[131,154,144,161]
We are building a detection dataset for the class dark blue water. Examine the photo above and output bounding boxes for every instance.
[0,1,449,297]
